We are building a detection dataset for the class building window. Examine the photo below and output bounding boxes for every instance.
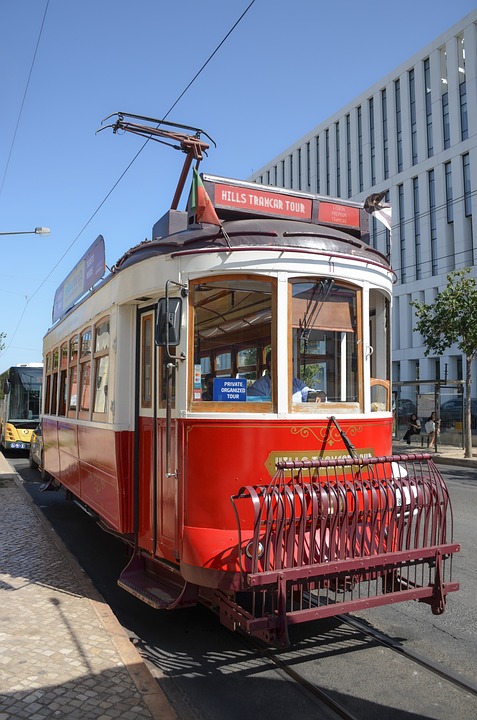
[428,169,438,276]
[346,114,352,197]
[369,216,378,248]
[306,142,310,189]
[369,97,375,185]
[442,92,450,150]
[445,161,453,223]
[413,177,421,280]
[409,69,417,165]
[281,159,285,186]
[325,128,330,195]
[289,153,293,188]
[460,81,468,141]
[335,122,340,197]
[458,34,467,139]
[357,106,363,191]
[315,136,320,194]
[439,45,449,151]
[424,58,433,158]
[398,184,406,283]
[382,89,389,179]
[395,80,402,173]
[463,153,472,218]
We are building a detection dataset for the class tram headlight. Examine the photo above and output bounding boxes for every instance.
[245,541,264,559]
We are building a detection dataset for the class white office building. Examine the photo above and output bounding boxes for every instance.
[249,10,477,397]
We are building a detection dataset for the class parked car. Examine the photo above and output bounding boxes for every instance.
[28,423,43,471]
[396,398,416,419]
[439,398,477,430]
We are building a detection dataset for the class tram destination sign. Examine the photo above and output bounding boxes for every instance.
[52,235,106,323]
[212,182,313,221]
[202,175,364,232]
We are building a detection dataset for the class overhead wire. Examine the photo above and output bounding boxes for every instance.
[0,0,257,358]
[0,0,50,201]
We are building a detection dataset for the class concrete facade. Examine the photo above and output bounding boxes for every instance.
[249,10,477,395]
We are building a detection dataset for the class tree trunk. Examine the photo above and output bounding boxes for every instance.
[464,354,473,458]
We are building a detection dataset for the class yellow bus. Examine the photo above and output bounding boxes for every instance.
[0,363,43,451]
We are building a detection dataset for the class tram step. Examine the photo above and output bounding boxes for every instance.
[118,554,197,610]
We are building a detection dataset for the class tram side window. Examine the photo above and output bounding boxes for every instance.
[44,353,52,415]
[141,314,152,408]
[79,328,92,417]
[369,289,391,411]
[290,279,361,412]
[93,318,110,416]
[50,348,59,415]
[191,276,273,407]
[58,343,68,416]
[68,334,79,417]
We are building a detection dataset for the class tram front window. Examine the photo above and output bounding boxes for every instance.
[191,276,362,412]
[290,279,360,412]
[191,276,274,407]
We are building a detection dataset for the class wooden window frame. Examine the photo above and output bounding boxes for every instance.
[50,348,59,415]
[92,317,110,420]
[68,335,79,418]
[58,343,68,416]
[141,314,153,409]
[78,327,92,420]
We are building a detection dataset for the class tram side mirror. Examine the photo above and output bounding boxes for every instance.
[156,297,182,346]
[3,379,10,395]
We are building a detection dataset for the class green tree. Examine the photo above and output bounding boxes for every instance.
[411,268,477,458]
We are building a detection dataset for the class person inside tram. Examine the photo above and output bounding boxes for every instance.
[247,351,310,400]
[202,373,215,401]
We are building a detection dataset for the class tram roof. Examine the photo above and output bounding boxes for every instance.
[112,174,390,272]
[112,216,390,274]
[50,174,391,326]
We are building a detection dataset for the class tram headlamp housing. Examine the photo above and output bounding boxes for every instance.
[245,541,264,559]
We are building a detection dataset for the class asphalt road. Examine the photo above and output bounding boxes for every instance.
[10,454,477,720]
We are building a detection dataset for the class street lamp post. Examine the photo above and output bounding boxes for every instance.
[0,227,50,236]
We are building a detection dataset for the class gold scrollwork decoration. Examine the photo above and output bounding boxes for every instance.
[290,424,363,447]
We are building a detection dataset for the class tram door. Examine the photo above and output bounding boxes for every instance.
[137,307,179,559]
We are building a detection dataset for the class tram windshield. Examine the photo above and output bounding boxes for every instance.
[290,279,359,408]
[191,275,389,413]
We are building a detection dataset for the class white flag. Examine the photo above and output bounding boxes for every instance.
[364,192,392,232]
[372,205,392,232]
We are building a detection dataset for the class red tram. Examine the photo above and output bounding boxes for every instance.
[41,116,459,645]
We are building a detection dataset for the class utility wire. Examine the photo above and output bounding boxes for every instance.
[0,0,50,201]
[0,1,256,358]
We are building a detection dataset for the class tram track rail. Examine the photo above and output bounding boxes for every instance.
[338,613,477,698]
[240,607,477,720]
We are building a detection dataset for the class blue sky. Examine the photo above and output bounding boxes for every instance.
[0,0,475,371]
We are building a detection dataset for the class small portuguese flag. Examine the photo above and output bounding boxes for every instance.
[189,167,221,225]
